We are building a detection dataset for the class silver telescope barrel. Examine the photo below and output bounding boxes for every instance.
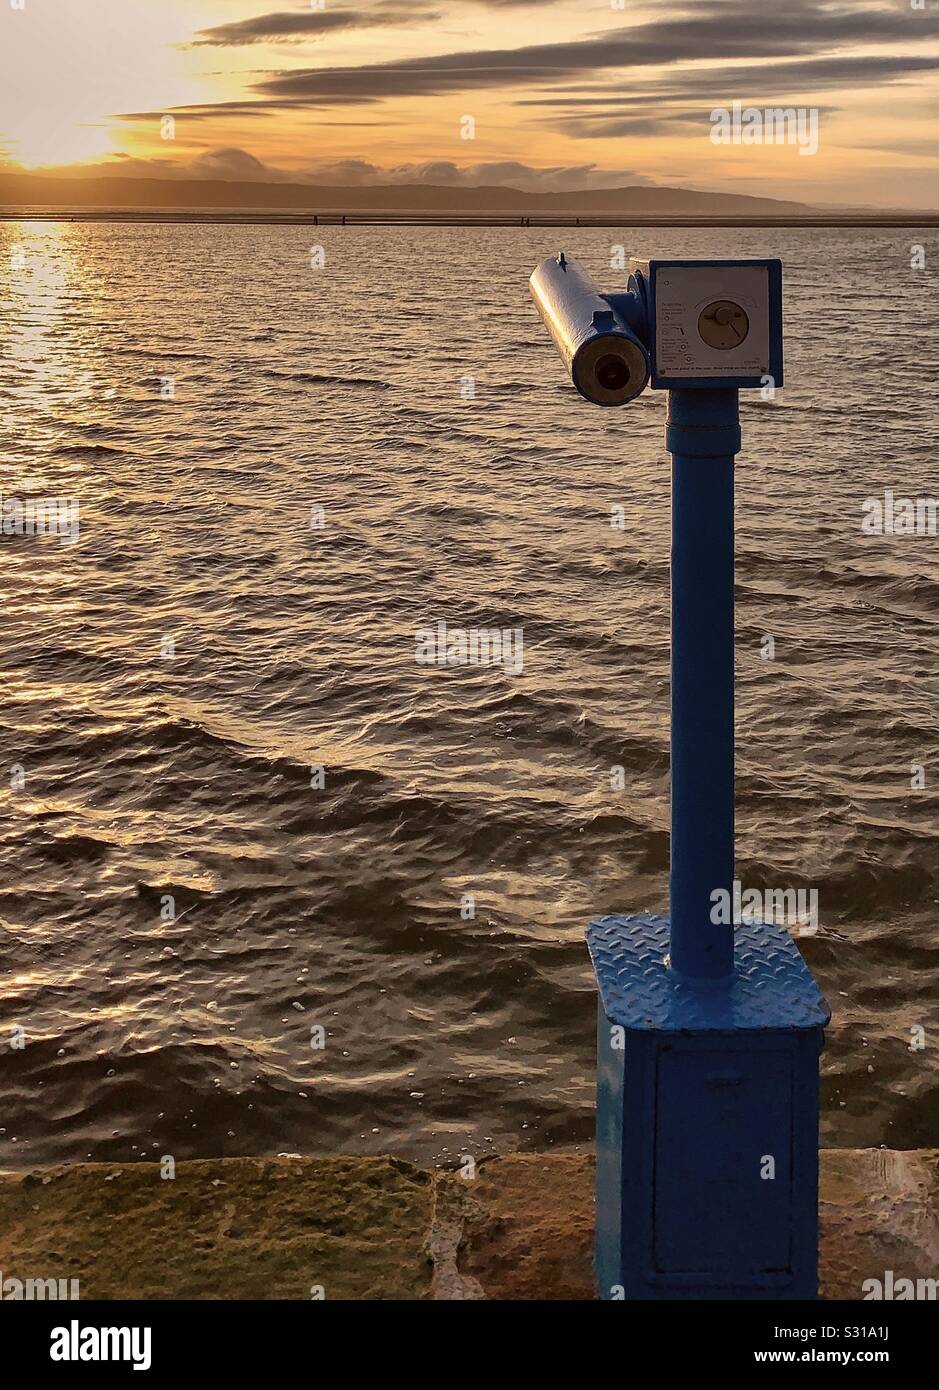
[529,253,650,407]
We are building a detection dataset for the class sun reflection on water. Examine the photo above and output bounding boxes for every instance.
[2,220,103,488]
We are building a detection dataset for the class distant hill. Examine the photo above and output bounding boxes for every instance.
[0,171,815,216]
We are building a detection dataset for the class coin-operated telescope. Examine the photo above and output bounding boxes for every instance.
[530,253,829,1301]
[530,251,784,399]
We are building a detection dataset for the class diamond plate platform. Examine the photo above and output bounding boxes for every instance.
[587,912,830,1033]
[590,912,829,1298]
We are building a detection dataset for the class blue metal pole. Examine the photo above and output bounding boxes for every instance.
[666,388,741,982]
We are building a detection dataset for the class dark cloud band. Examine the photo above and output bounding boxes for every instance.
[248,3,939,105]
[193,2,440,46]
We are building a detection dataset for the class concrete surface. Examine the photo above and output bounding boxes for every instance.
[0,1149,935,1299]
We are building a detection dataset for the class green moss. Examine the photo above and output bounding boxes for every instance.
[0,1157,434,1300]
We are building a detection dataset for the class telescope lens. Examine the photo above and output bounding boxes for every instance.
[595,353,630,393]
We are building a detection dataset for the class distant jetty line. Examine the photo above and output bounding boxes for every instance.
[2,207,938,229]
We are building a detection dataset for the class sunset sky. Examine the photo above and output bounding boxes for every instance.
[1,0,937,205]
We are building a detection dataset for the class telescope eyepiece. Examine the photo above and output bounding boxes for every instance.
[572,332,649,407]
[596,353,632,393]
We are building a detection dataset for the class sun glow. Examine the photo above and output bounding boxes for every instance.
[0,0,217,169]
[6,121,115,172]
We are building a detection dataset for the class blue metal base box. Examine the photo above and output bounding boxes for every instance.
[589,913,829,1300]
